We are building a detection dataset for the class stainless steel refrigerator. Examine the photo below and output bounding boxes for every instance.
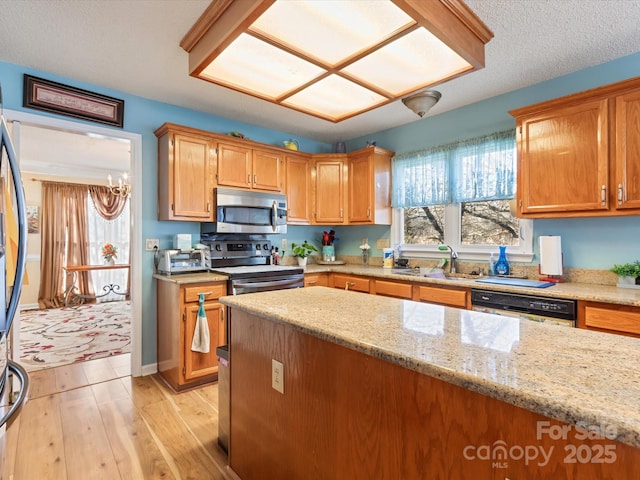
[0,84,29,429]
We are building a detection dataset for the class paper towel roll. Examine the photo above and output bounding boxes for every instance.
[539,236,563,275]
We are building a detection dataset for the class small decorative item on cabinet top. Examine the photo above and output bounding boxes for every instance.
[102,243,118,265]
[283,139,299,151]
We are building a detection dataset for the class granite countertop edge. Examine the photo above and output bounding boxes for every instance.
[221,290,640,449]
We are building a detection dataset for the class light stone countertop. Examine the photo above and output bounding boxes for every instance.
[220,287,640,449]
[303,264,640,307]
[152,264,640,306]
[153,272,228,284]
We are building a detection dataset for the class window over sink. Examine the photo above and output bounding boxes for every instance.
[390,130,533,262]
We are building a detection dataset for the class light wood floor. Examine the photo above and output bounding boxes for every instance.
[0,354,233,480]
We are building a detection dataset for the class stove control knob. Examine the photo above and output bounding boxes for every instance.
[256,244,261,250]
[264,243,270,251]
[215,244,222,252]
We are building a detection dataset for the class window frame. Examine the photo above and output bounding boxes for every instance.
[390,203,533,263]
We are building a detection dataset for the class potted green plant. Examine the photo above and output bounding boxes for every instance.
[610,261,640,289]
[290,240,317,267]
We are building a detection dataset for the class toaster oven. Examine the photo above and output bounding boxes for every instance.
[156,249,207,275]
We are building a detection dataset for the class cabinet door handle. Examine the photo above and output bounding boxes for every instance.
[618,183,624,205]
[247,174,251,185]
[340,208,343,219]
[601,185,607,206]
[207,202,210,213]
[307,280,317,285]
[345,281,355,291]
[367,207,371,218]
[254,174,257,184]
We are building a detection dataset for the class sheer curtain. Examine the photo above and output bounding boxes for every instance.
[392,129,516,208]
[87,197,130,302]
[38,182,93,308]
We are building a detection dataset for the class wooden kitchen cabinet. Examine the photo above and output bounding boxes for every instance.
[415,284,470,309]
[156,279,227,391]
[330,273,370,293]
[578,300,640,338]
[304,272,328,287]
[217,141,283,192]
[348,146,393,225]
[312,154,347,225]
[284,152,312,224]
[155,123,216,221]
[373,279,413,299]
[510,76,640,218]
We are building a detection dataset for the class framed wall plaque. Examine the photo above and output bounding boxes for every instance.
[23,74,124,128]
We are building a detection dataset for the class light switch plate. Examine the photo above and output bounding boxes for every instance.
[272,359,284,394]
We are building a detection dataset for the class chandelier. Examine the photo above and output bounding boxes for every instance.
[107,172,131,198]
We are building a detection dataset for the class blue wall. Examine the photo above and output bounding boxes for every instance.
[3,49,640,367]
[348,51,640,269]
[0,60,331,368]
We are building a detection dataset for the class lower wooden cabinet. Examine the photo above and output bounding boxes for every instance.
[578,300,640,337]
[415,285,470,309]
[374,280,413,299]
[156,279,227,391]
[304,273,328,287]
[330,274,370,293]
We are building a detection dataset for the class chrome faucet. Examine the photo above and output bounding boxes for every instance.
[438,245,459,274]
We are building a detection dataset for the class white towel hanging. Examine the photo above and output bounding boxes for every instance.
[191,293,210,353]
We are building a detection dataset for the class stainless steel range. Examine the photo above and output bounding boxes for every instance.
[201,235,304,295]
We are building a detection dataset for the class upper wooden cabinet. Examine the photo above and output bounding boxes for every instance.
[311,146,394,226]
[217,141,283,192]
[312,154,348,225]
[155,123,216,221]
[284,152,312,224]
[509,76,640,218]
[348,147,393,224]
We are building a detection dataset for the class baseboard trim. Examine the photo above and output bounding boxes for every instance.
[140,363,158,377]
[19,303,39,312]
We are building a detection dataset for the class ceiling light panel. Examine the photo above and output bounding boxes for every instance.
[344,29,472,96]
[250,1,415,66]
[282,75,387,121]
[200,33,324,99]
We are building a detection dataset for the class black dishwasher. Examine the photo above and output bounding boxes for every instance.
[471,289,577,327]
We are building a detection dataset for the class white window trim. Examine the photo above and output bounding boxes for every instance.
[390,206,534,263]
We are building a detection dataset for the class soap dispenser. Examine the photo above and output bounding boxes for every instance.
[488,253,496,276]
[494,246,510,276]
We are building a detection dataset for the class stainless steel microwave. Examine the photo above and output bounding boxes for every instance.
[201,188,287,235]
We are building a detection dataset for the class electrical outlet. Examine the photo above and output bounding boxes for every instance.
[272,359,284,394]
[145,238,159,251]
[281,238,287,251]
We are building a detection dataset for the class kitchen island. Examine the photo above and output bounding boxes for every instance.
[221,287,640,479]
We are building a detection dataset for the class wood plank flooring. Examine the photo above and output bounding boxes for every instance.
[0,354,233,480]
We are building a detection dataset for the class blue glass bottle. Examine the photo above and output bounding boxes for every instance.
[494,246,510,276]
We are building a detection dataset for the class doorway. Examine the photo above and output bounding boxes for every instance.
[5,108,142,376]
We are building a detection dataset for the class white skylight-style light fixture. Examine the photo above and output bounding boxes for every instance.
[180,0,493,123]
[402,90,442,118]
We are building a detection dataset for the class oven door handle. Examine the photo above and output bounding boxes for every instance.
[233,277,302,294]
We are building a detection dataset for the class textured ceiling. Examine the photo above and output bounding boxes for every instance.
[1,0,640,145]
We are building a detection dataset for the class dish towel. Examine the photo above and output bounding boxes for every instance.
[191,293,210,353]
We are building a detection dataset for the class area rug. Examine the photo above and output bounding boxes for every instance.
[19,301,131,372]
